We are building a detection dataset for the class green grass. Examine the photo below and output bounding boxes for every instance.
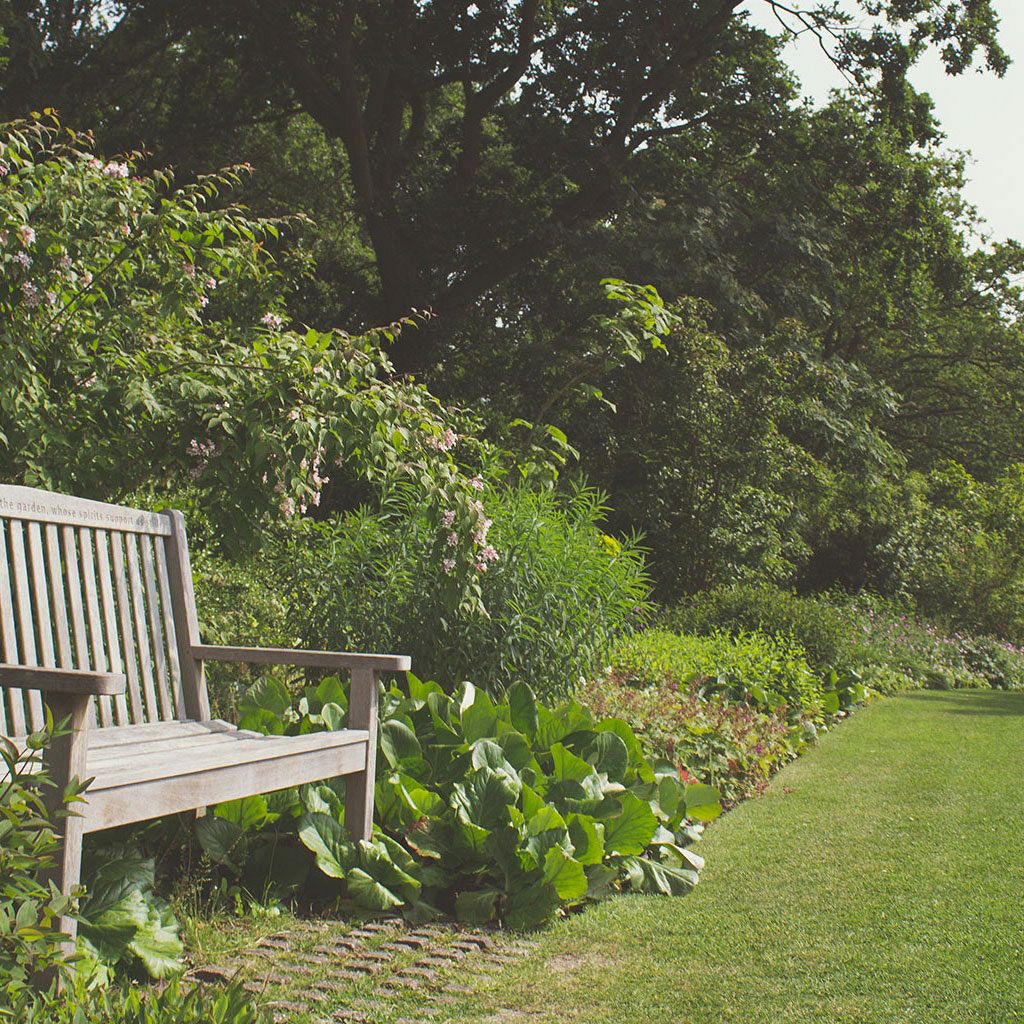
[449,691,1024,1024]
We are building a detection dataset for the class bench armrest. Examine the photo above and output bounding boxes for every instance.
[191,645,411,673]
[0,664,127,696]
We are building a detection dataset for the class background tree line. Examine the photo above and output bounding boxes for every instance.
[3,0,1024,636]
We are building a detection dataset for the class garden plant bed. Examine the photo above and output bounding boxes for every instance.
[435,691,1024,1024]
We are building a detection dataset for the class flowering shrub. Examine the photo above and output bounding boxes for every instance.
[266,485,652,701]
[0,117,493,596]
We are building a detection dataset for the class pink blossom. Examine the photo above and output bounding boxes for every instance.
[0,160,9,176]
[288,409,301,421]
[20,281,39,307]
[198,295,209,309]
[442,509,456,528]
[103,161,129,179]
[428,427,458,452]
[481,544,499,563]
[473,517,492,545]
[45,290,57,306]
[88,158,103,170]
[205,276,217,290]
[183,262,196,279]
[59,253,72,273]
[81,271,93,287]
[442,558,456,574]
[474,559,489,573]
[119,223,131,236]
[261,312,283,328]
[446,531,459,547]
[14,251,31,269]
[280,497,296,517]
[470,475,484,491]
[17,226,35,247]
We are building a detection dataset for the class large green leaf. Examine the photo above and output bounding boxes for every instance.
[215,795,272,830]
[567,814,605,865]
[550,742,594,784]
[507,682,539,741]
[195,816,245,872]
[238,678,292,734]
[346,868,404,911]
[455,889,500,925]
[586,732,629,783]
[628,857,700,897]
[503,880,561,930]
[451,767,520,829]
[541,847,588,901]
[471,739,519,785]
[380,719,425,772]
[297,813,356,878]
[684,783,723,823]
[602,791,658,856]
[127,901,184,979]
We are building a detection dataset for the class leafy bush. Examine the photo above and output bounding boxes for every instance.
[0,727,80,1008]
[198,673,720,929]
[610,628,838,721]
[671,584,859,675]
[14,977,267,1024]
[0,116,495,601]
[270,485,652,700]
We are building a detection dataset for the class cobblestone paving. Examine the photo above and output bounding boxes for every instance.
[187,917,534,1024]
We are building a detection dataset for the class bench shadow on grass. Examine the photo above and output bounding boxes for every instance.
[905,690,1024,717]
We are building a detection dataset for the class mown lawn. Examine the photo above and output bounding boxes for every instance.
[447,691,1024,1024]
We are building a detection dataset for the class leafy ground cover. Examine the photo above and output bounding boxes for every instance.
[444,690,1024,1024]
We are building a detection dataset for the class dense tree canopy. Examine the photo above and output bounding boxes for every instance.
[1,0,1022,610]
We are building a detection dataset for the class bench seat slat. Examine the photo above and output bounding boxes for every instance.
[83,740,368,832]
[83,721,368,790]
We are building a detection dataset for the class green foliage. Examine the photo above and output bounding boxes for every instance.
[77,846,184,980]
[269,484,652,700]
[610,628,835,722]
[581,668,801,807]
[878,462,1024,640]
[0,116,497,602]
[14,977,268,1024]
[672,584,860,675]
[0,727,80,1008]
[204,674,720,929]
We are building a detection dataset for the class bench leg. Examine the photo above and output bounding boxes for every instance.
[347,668,379,843]
[41,694,90,956]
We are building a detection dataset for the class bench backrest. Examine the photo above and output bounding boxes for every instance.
[0,485,208,738]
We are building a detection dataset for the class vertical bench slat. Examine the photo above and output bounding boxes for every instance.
[9,521,44,731]
[0,524,24,736]
[154,540,188,721]
[78,527,112,727]
[45,524,74,670]
[110,533,145,723]
[95,530,129,726]
[27,524,56,669]
[140,536,174,720]
[60,526,96,728]
[125,534,160,721]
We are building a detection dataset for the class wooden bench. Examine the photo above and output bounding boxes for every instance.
[0,484,410,946]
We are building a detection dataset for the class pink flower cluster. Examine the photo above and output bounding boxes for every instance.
[18,225,35,247]
[261,312,284,329]
[0,159,9,177]
[427,428,458,452]
[103,161,129,179]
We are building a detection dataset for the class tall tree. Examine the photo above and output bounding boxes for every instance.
[0,1,1008,370]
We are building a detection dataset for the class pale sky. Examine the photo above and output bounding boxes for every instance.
[741,0,1024,243]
